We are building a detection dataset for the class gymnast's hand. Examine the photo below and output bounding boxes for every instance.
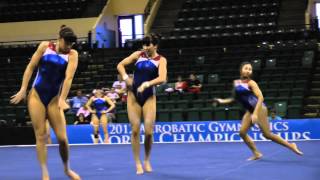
[137,82,150,93]
[125,77,133,90]
[89,110,96,114]
[58,98,70,110]
[10,90,26,104]
[101,110,107,114]
[212,98,222,107]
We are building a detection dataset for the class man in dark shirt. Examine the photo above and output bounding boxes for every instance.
[187,73,202,93]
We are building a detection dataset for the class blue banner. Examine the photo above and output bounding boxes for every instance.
[50,119,320,144]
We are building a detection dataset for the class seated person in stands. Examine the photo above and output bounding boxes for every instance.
[175,75,187,93]
[112,74,127,96]
[186,73,202,93]
[106,87,120,103]
[268,108,282,120]
[157,77,174,93]
[68,90,88,114]
[106,109,116,123]
[74,105,90,124]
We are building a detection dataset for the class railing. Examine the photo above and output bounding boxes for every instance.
[0,23,318,48]
[277,23,319,30]
[144,0,157,23]
[0,37,88,47]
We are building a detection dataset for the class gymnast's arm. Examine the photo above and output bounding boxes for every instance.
[10,41,48,104]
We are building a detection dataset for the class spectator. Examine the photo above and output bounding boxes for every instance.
[186,73,202,93]
[106,87,120,102]
[175,75,187,93]
[106,111,116,123]
[268,108,282,120]
[74,105,90,124]
[112,74,127,96]
[156,77,174,93]
[69,90,88,114]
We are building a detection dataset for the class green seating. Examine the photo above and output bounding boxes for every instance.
[227,107,241,120]
[192,99,205,108]
[116,110,129,123]
[213,107,227,121]
[274,101,287,117]
[278,89,291,97]
[186,108,200,121]
[170,93,181,101]
[170,109,184,121]
[176,100,189,109]
[289,96,303,105]
[287,105,302,118]
[157,109,170,122]
[200,107,213,121]
[208,74,219,83]
[164,101,176,109]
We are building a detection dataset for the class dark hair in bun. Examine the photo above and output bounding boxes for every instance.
[142,33,161,46]
[59,26,77,45]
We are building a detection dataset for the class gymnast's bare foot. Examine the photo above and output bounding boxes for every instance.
[41,166,49,180]
[291,143,303,155]
[93,138,99,144]
[42,174,49,180]
[104,138,109,144]
[144,161,153,173]
[65,169,81,180]
[136,163,144,175]
[247,151,263,161]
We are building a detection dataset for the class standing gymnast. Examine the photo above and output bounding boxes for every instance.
[214,62,303,160]
[10,26,80,180]
[85,89,115,143]
[117,34,167,174]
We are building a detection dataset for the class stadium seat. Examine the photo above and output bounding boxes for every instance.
[287,105,302,119]
[274,101,287,117]
[186,108,200,121]
[170,109,184,121]
[157,109,170,122]
[213,107,227,121]
[116,110,129,123]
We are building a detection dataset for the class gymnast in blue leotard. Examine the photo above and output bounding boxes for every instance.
[10,26,81,180]
[32,42,69,106]
[117,34,167,174]
[214,62,303,160]
[132,51,161,106]
[85,89,115,144]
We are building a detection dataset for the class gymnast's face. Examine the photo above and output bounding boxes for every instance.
[58,38,72,53]
[143,43,157,57]
[94,90,104,97]
[240,64,252,79]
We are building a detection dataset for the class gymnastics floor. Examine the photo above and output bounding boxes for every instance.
[0,141,319,180]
